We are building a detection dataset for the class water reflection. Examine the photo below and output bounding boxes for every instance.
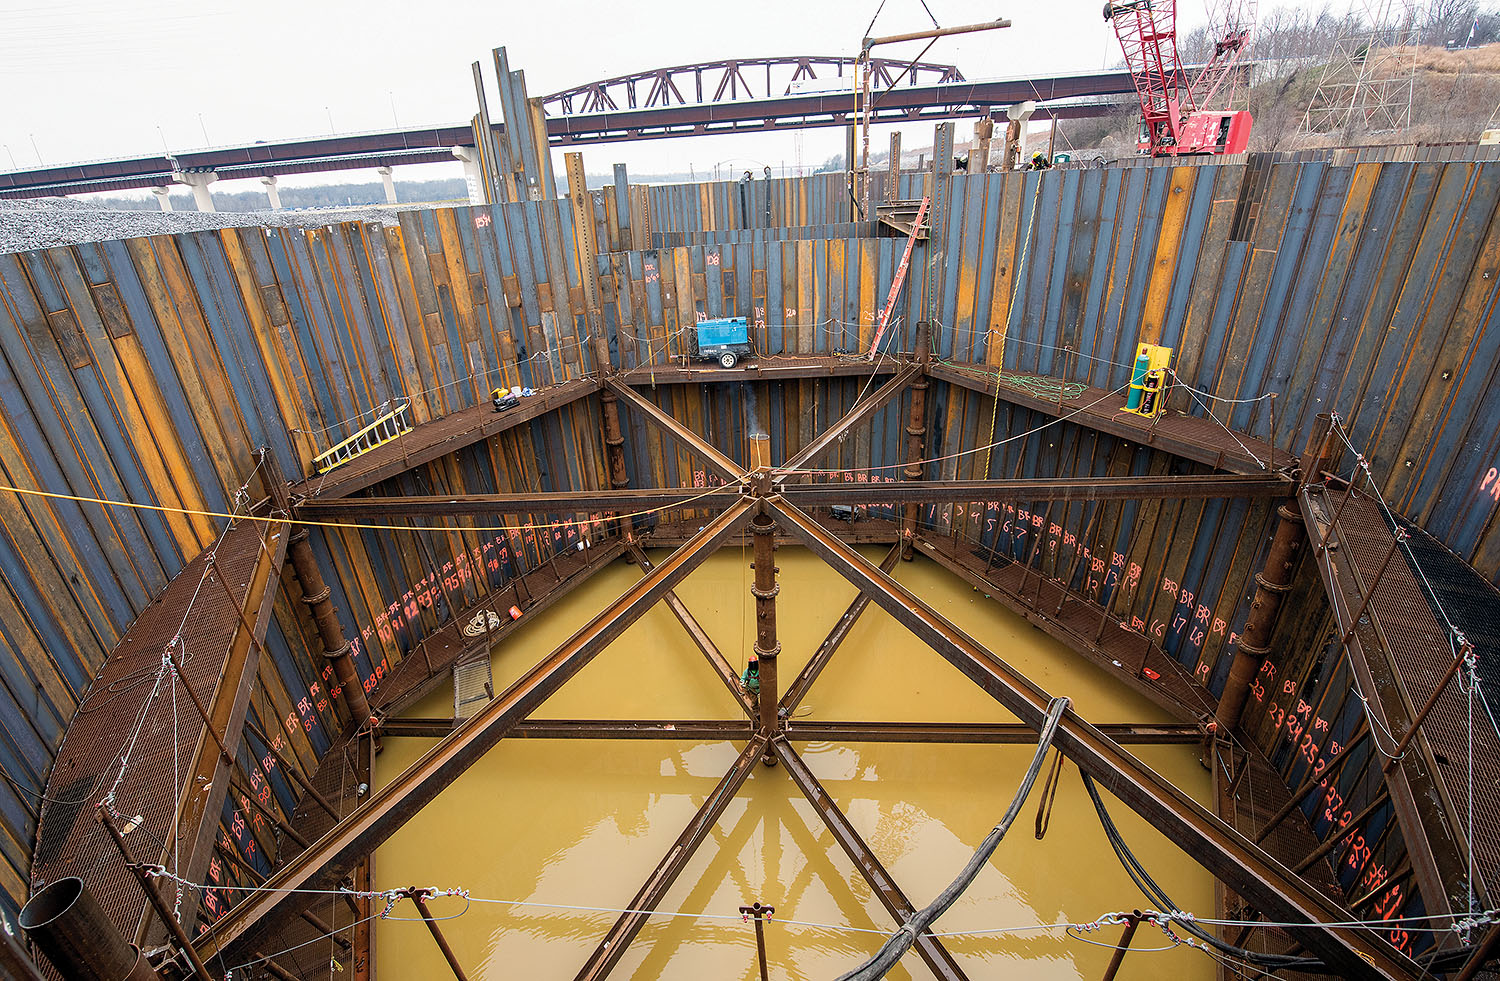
[376,549,1214,980]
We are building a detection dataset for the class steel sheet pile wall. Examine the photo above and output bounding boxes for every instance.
[3,148,1500,938]
[911,157,1500,942]
[917,161,1500,584]
[629,173,853,237]
[0,196,618,915]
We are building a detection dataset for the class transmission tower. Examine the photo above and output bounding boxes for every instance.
[1194,0,1259,111]
[1301,0,1420,136]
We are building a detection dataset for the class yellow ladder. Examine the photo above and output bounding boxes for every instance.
[312,400,411,475]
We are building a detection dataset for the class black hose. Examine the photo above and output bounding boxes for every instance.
[1080,770,1324,970]
[835,696,1071,981]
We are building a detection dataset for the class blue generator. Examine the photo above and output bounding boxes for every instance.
[691,316,754,368]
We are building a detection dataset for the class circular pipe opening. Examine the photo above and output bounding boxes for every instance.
[18,877,85,931]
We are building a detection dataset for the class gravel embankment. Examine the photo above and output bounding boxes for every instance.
[0,197,420,254]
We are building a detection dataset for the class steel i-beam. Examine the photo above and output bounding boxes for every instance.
[751,509,781,754]
[630,544,756,716]
[295,474,1292,523]
[196,499,753,963]
[768,496,1418,981]
[573,735,769,981]
[605,377,743,482]
[774,363,919,480]
[780,543,901,713]
[772,738,969,981]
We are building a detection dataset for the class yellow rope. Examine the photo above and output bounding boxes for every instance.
[0,480,743,536]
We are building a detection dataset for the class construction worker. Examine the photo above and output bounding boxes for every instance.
[1029,151,1052,171]
[741,654,760,697]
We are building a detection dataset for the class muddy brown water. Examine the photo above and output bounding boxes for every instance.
[375,547,1214,980]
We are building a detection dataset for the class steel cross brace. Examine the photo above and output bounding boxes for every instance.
[771,737,969,981]
[629,544,756,717]
[571,735,770,981]
[774,363,919,480]
[780,543,902,713]
[768,496,1419,981]
[195,499,754,964]
[605,376,744,482]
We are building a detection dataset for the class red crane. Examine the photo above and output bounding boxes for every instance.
[1104,0,1254,155]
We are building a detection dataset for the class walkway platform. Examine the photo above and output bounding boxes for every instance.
[31,516,287,943]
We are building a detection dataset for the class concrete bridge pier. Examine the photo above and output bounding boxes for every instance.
[261,175,282,210]
[172,169,217,211]
[378,165,397,205]
[451,146,484,205]
[150,186,173,211]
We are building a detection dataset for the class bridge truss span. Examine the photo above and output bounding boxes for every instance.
[540,55,964,115]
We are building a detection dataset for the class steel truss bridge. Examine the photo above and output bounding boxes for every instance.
[0,57,1137,198]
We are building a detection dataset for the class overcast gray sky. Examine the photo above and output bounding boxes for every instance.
[0,0,1222,193]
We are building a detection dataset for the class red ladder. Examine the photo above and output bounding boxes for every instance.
[866,194,930,359]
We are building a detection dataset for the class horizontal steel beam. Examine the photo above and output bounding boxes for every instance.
[605,377,743,482]
[375,718,1203,743]
[293,376,599,501]
[294,473,1288,523]
[379,718,752,739]
[196,499,753,963]
[615,356,902,385]
[770,497,1417,981]
[299,486,742,520]
[927,361,1277,476]
[784,721,1205,743]
[778,473,1293,504]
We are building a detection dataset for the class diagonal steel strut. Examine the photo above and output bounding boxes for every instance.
[768,497,1418,981]
[780,542,901,714]
[774,363,919,479]
[629,543,756,717]
[605,377,744,482]
[772,738,970,981]
[572,734,769,981]
[195,499,753,964]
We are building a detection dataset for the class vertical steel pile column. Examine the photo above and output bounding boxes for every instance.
[901,322,932,560]
[593,333,630,541]
[1216,415,1333,731]
[265,450,373,729]
[750,508,780,750]
[887,131,902,202]
[285,530,373,729]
